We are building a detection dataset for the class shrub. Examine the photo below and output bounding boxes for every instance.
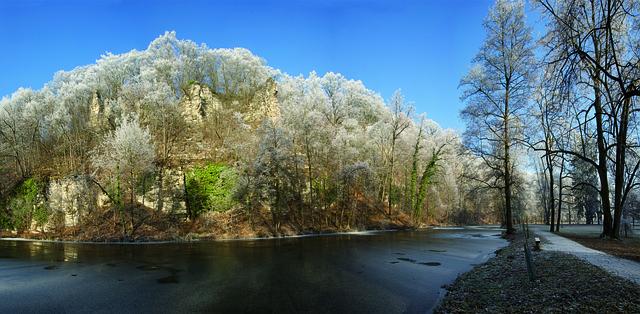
[186,164,238,217]
[9,178,47,231]
[0,203,10,230]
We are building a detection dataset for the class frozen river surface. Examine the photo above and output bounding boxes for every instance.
[0,226,507,313]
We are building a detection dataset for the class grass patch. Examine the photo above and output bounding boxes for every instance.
[436,231,640,313]
[561,234,640,263]
[556,224,640,263]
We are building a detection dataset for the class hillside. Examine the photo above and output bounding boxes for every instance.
[0,32,501,241]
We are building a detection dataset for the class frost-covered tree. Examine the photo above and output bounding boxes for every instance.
[275,72,386,225]
[536,0,640,238]
[337,162,373,228]
[460,0,535,234]
[92,115,155,205]
[248,120,301,233]
[91,115,155,238]
[0,88,50,178]
[0,31,489,236]
[207,47,274,100]
[384,90,412,215]
[278,75,331,217]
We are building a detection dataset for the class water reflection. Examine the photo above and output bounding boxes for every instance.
[64,245,78,262]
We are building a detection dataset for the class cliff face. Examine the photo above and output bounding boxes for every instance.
[178,79,280,162]
[44,170,186,230]
[87,78,280,133]
[242,78,280,123]
[181,78,279,125]
[181,83,222,126]
[137,168,186,215]
[47,176,97,230]
[37,79,280,231]
[89,91,116,130]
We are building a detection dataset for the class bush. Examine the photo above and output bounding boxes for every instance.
[0,203,10,230]
[8,178,47,231]
[186,164,238,217]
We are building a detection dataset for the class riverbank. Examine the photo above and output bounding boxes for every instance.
[533,225,640,285]
[0,228,409,244]
[436,229,640,313]
[0,208,419,243]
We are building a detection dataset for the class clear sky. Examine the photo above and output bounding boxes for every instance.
[0,0,540,131]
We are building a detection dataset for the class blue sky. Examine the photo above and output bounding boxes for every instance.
[0,0,542,130]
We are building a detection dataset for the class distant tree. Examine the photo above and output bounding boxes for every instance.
[0,88,45,178]
[414,146,444,223]
[529,73,574,232]
[408,119,425,217]
[571,152,600,224]
[278,74,332,223]
[8,178,46,233]
[185,164,238,218]
[337,162,373,229]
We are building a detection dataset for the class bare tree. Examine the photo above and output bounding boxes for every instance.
[386,90,412,216]
[460,0,535,234]
[538,0,640,238]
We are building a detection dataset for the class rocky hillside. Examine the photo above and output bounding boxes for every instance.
[0,32,494,241]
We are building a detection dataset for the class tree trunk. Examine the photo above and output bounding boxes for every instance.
[306,141,314,225]
[556,159,564,232]
[388,140,396,216]
[588,29,614,238]
[156,168,164,212]
[594,81,613,238]
[183,172,191,220]
[613,95,631,238]
[503,85,514,234]
[544,139,556,232]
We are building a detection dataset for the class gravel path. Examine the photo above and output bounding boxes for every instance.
[531,225,640,285]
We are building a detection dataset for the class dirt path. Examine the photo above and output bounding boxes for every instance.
[531,225,640,285]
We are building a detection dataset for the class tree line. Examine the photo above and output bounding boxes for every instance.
[462,0,640,237]
[0,32,509,238]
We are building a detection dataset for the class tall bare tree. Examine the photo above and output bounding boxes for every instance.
[460,0,535,234]
[386,90,412,215]
[538,0,640,238]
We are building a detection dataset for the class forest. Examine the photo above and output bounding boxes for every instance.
[2,0,640,241]
[0,32,508,240]
[459,0,640,238]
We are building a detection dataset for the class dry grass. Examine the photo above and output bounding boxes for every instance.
[5,204,416,242]
[557,224,640,263]
[561,235,640,263]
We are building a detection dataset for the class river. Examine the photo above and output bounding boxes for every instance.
[0,226,506,313]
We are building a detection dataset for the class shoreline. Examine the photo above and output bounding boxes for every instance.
[0,225,501,245]
[435,228,640,313]
[429,245,503,314]
[0,227,417,245]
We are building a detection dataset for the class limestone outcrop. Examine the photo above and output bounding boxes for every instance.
[44,170,186,230]
[47,175,97,229]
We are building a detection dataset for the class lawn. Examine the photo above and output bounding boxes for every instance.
[557,224,640,263]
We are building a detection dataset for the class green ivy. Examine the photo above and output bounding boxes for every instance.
[8,178,47,231]
[186,164,238,217]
